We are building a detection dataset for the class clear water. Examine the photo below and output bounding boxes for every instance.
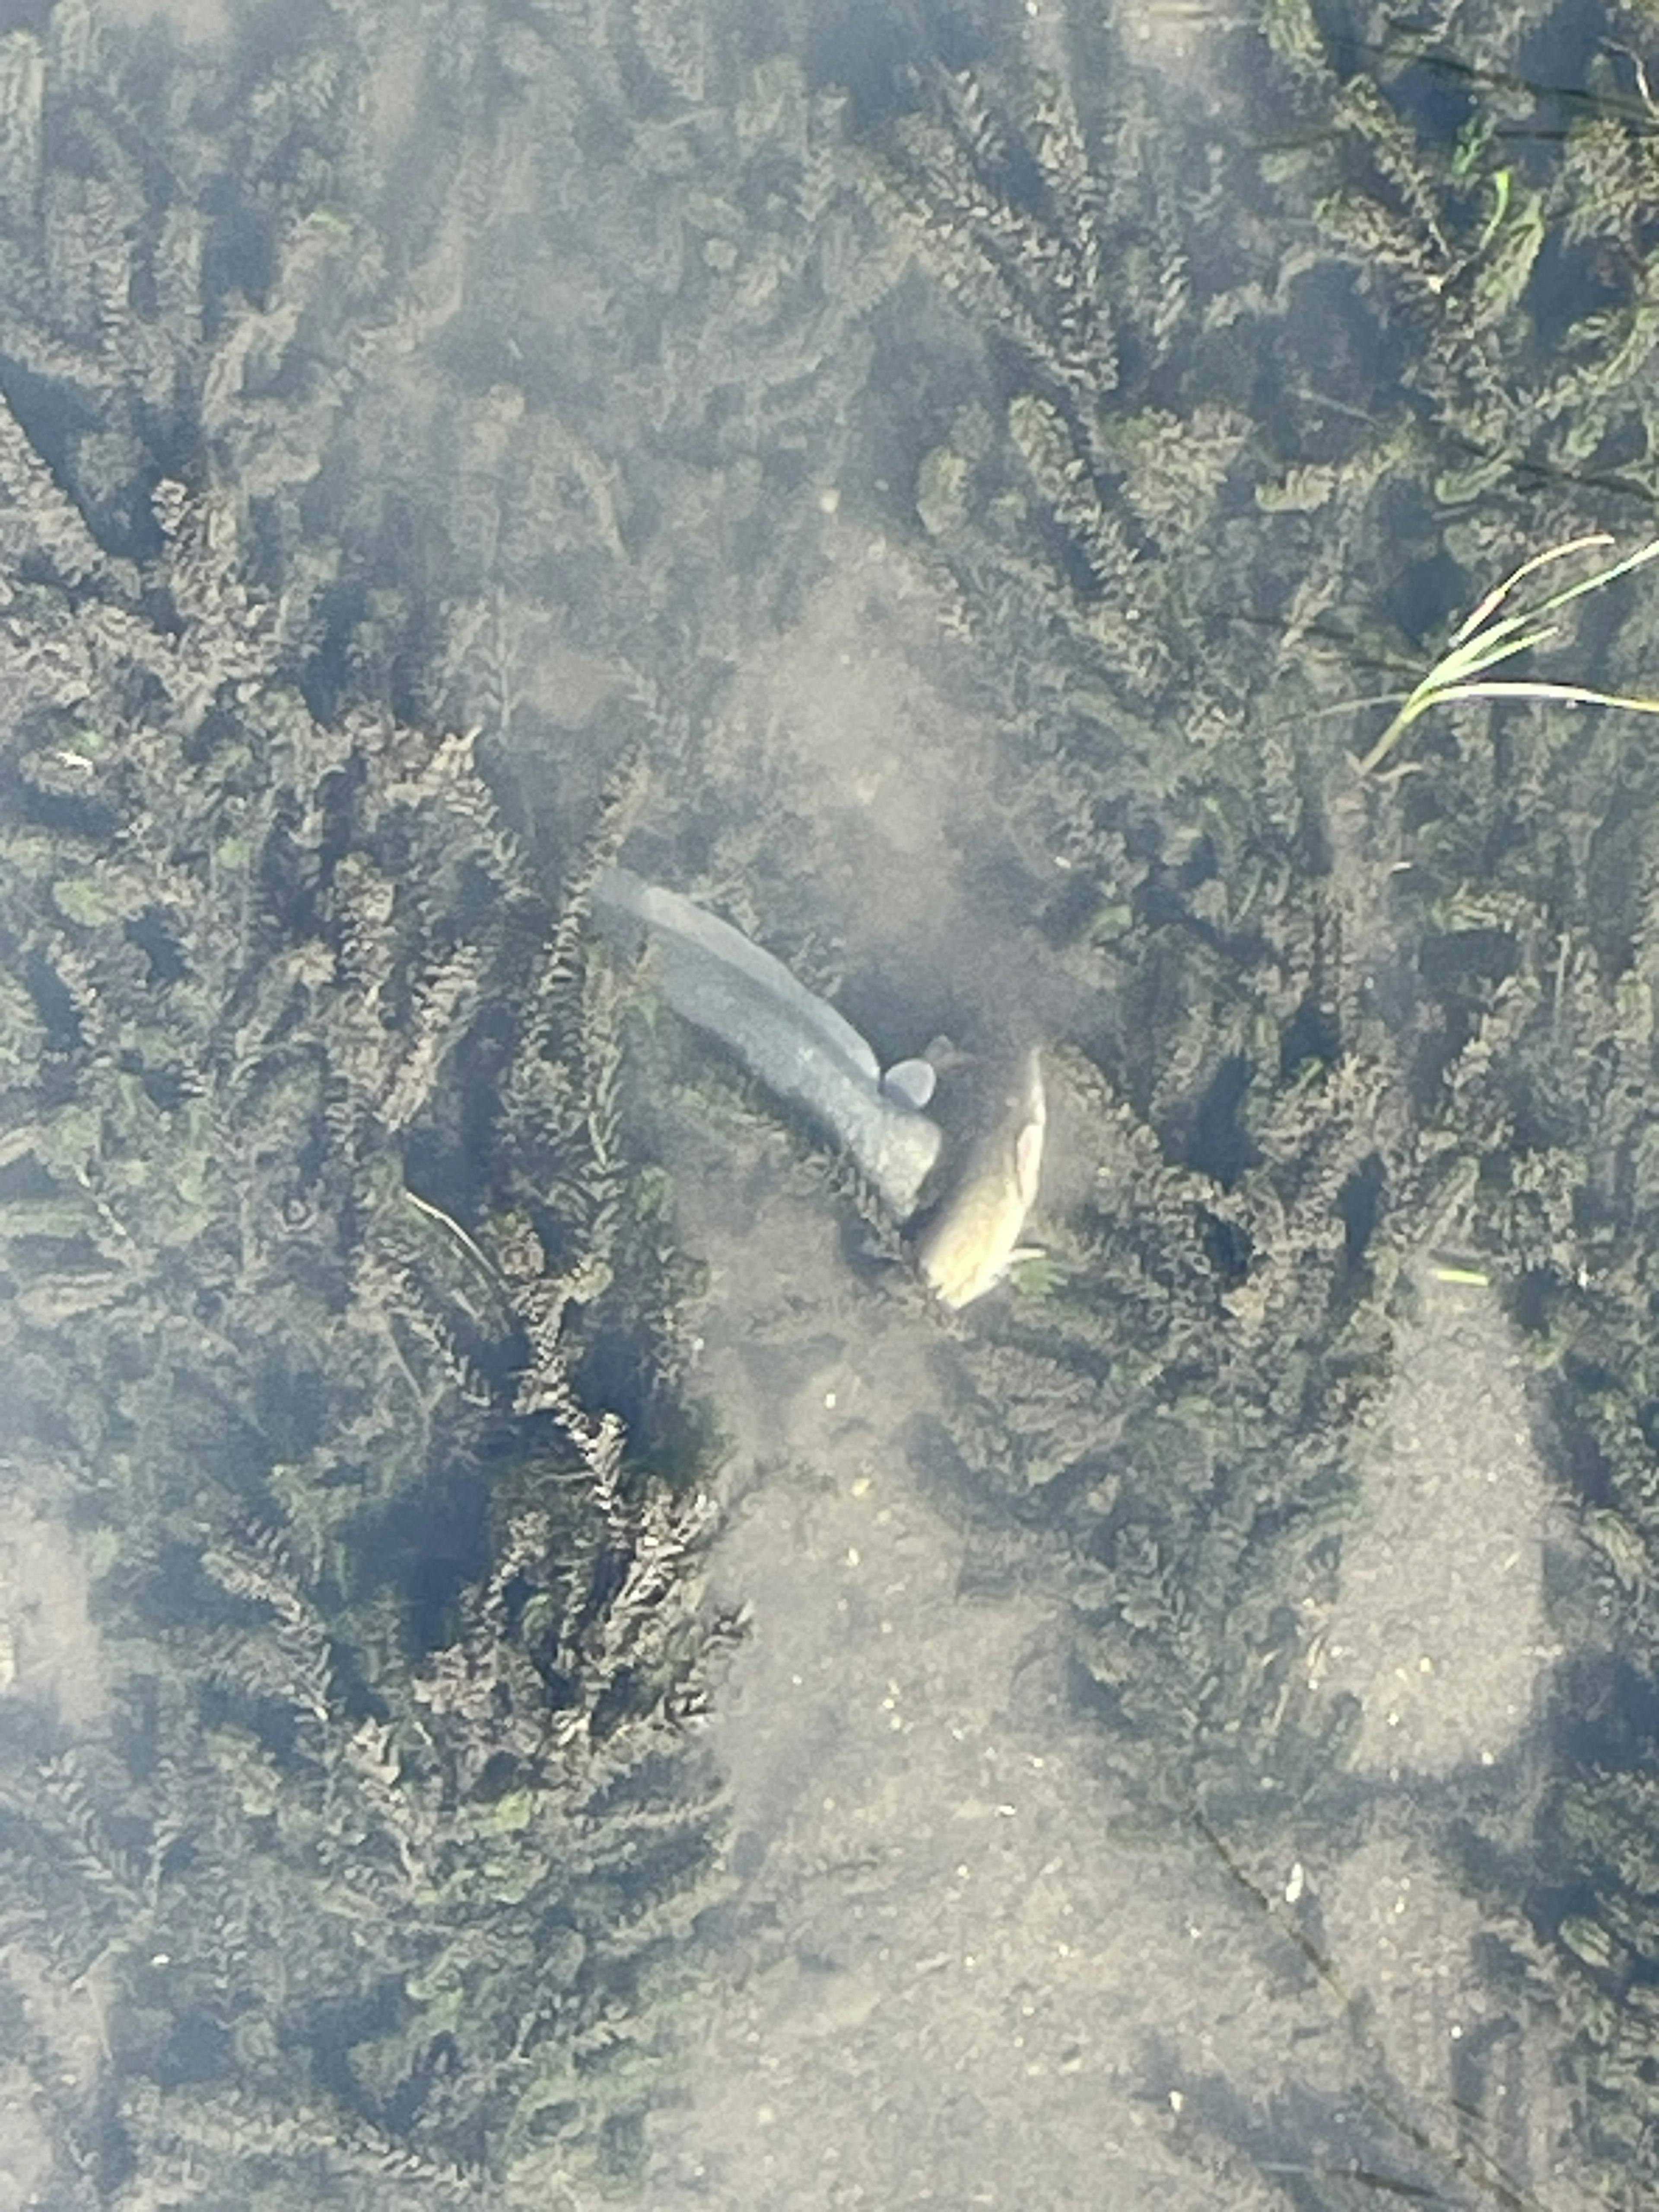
[0,0,1653,2205]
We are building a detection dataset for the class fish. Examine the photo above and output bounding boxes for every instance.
[916,1047,1046,1309]
[588,866,943,1220]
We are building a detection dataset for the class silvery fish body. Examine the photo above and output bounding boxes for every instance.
[589,867,942,1220]
[917,1048,1046,1309]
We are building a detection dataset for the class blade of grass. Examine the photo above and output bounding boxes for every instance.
[1448,532,1614,645]
[1427,679,1659,715]
[1355,534,1659,774]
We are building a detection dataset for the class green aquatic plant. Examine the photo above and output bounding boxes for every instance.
[0,440,730,2194]
[0,0,932,2185]
[1353,533,1659,775]
[845,6,1659,2202]
[9,0,1659,2197]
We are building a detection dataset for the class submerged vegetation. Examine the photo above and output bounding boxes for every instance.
[0,4,748,2196]
[0,456,732,2193]
[851,1,1659,2200]
[4,0,1659,2200]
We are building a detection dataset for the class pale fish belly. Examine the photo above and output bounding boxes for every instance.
[917,1048,1046,1309]
[589,868,943,1220]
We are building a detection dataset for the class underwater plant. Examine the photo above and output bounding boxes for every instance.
[0,3,761,2195]
[847,1,1659,2202]
[0,438,731,2196]
[6,0,1659,2201]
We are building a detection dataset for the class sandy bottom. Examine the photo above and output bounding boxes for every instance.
[635,1095,1592,2211]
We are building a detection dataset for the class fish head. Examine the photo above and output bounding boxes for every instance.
[915,1048,1046,1309]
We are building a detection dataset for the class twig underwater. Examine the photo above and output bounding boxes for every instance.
[1190,1808,1567,2212]
[1350,533,1659,775]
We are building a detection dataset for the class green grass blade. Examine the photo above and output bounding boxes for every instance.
[1449,532,1614,645]
[1352,532,1659,775]
[1516,534,1659,623]
[1429,621,1563,687]
[1432,679,1659,716]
